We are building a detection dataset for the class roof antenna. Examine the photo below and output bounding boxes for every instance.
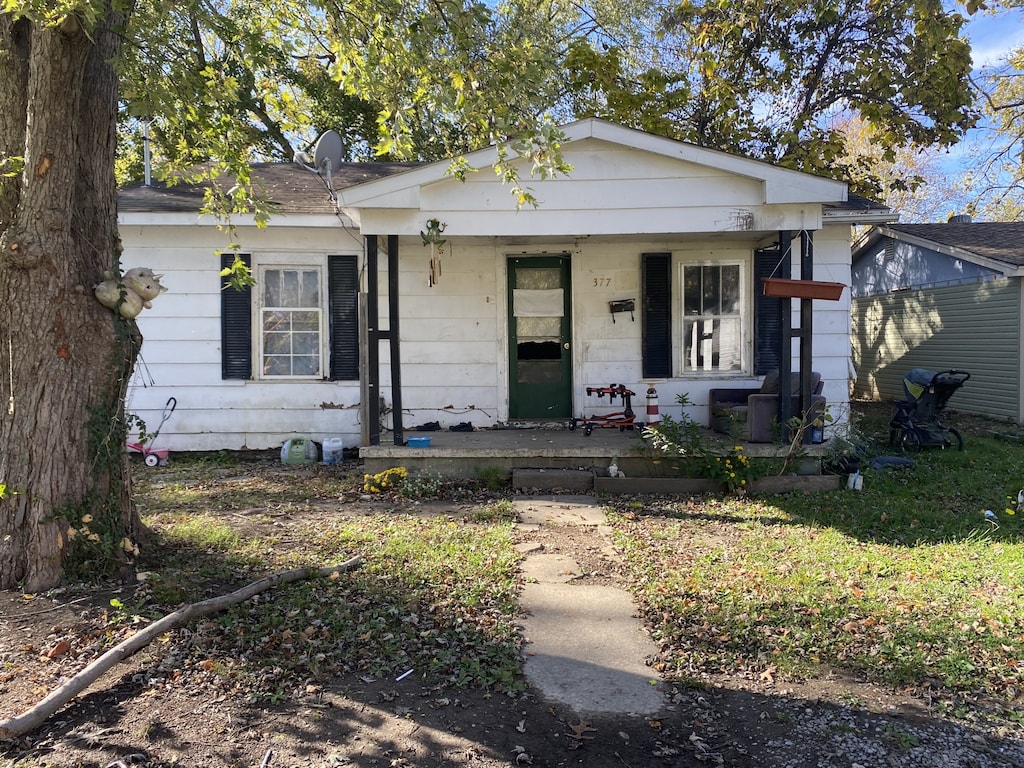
[295,130,343,204]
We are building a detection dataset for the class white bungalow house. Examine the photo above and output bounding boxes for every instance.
[119,118,889,454]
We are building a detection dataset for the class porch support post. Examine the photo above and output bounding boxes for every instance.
[773,229,817,442]
[798,230,815,421]
[363,235,405,446]
[777,230,793,428]
[365,236,380,445]
[387,235,404,446]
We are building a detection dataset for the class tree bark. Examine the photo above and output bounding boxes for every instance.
[0,4,138,590]
[0,557,363,740]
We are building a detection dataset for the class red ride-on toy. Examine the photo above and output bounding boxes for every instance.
[127,396,176,467]
[570,384,636,436]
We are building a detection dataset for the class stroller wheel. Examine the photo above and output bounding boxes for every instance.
[584,423,594,436]
[945,428,964,451]
[144,453,160,467]
[568,418,577,431]
[900,430,923,452]
[888,427,899,447]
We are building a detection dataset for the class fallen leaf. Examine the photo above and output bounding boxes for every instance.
[568,720,597,740]
[45,638,71,659]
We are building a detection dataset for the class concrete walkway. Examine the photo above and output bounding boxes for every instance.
[513,496,665,716]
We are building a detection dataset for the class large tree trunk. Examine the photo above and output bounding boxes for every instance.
[0,5,139,591]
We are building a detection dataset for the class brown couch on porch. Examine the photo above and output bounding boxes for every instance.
[709,371,825,443]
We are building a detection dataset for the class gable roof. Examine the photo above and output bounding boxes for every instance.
[337,117,849,210]
[118,161,418,215]
[854,222,1024,271]
[118,119,892,234]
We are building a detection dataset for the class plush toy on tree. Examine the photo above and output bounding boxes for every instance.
[94,267,167,319]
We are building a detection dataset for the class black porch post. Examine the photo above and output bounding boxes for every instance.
[366,236,380,445]
[777,230,793,428]
[798,230,815,419]
[364,235,405,446]
[387,235,404,446]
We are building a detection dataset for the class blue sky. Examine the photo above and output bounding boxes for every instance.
[927,3,1024,215]
[963,3,1024,67]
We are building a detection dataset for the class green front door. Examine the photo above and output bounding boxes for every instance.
[507,255,572,420]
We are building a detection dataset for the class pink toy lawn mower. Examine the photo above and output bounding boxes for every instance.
[126,396,176,467]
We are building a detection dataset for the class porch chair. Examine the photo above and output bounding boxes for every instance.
[708,370,825,443]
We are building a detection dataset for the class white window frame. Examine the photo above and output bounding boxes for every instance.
[677,257,749,376]
[255,258,327,380]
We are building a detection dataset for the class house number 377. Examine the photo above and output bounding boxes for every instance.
[592,277,611,287]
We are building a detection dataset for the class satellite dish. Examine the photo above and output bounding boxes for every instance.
[312,130,343,173]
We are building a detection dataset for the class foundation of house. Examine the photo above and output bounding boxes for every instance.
[359,425,836,490]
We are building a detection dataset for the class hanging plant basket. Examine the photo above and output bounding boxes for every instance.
[761,277,845,301]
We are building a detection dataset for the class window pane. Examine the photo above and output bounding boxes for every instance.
[264,270,282,306]
[701,266,720,315]
[292,355,319,375]
[721,265,740,313]
[516,268,560,290]
[282,270,301,305]
[717,317,742,371]
[292,331,319,356]
[300,270,319,306]
[683,266,701,315]
[263,310,288,333]
[264,356,288,376]
[265,332,290,354]
[292,311,319,331]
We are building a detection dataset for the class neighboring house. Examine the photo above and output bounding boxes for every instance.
[851,218,1024,422]
[120,118,888,452]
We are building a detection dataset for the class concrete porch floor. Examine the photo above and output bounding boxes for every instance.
[359,423,828,480]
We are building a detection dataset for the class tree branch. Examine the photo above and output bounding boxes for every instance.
[0,557,362,741]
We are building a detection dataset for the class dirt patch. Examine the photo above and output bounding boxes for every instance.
[3,452,1024,766]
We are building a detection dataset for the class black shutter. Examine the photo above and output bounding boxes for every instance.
[220,253,252,380]
[754,249,782,376]
[642,252,672,378]
[328,255,359,380]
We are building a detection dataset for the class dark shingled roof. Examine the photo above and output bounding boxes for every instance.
[118,162,419,215]
[886,222,1024,268]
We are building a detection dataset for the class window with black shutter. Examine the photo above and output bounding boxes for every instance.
[220,253,253,379]
[642,252,672,378]
[328,255,359,380]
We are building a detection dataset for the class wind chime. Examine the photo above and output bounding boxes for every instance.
[420,218,447,287]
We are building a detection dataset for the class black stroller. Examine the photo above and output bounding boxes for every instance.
[888,369,970,451]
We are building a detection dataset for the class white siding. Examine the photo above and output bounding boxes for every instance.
[124,224,363,451]
[375,232,852,433]
[124,218,853,451]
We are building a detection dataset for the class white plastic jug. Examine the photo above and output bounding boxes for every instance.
[322,437,344,465]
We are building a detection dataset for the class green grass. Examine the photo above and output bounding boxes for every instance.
[131,412,1024,725]
[606,422,1024,724]
[137,491,523,697]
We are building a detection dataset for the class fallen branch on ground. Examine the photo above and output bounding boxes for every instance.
[0,557,363,741]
